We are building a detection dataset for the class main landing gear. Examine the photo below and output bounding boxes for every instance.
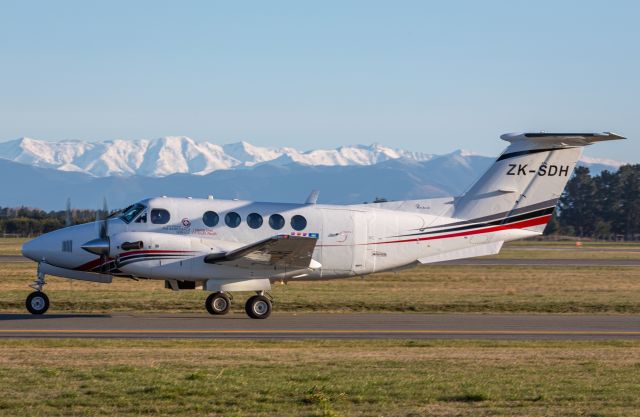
[26,267,49,315]
[205,292,231,315]
[204,291,272,319]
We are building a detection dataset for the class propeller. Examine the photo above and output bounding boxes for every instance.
[81,197,113,273]
[64,198,72,227]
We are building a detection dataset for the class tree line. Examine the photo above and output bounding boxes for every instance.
[1,165,639,239]
[546,164,640,240]
[0,207,98,237]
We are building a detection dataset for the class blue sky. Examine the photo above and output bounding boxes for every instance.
[0,0,637,161]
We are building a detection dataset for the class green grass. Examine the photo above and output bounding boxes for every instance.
[0,237,26,255]
[1,239,640,314]
[1,261,640,314]
[0,339,639,416]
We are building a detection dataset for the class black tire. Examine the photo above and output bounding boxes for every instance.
[245,295,272,319]
[26,291,49,315]
[205,292,231,315]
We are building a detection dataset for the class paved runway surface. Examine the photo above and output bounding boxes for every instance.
[0,255,28,262]
[438,258,640,266]
[1,313,639,340]
[3,254,640,267]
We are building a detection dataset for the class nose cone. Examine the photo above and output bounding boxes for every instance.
[22,237,43,261]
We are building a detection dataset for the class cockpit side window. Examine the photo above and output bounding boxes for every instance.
[120,204,146,224]
[135,211,147,223]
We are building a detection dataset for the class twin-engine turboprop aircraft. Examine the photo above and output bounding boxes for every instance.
[21,132,625,318]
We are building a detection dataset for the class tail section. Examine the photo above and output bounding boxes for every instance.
[452,132,625,233]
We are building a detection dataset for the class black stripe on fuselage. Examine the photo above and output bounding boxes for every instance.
[398,206,555,238]
[118,253,189,263]
[88,253,191,272]
[415,198,559,232]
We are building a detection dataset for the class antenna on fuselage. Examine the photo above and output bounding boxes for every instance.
[305,190,320,205]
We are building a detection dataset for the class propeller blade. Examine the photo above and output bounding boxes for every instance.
[65,198,72,227]
[100,197,109,239]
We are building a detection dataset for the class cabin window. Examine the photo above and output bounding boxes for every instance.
[291,215,307,231]
[203,211,219,227]
[150,208,171,224]
[225,212,241,228]
[269,214,285,230]
[247,213,263,229]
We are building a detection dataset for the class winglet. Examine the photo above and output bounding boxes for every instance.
[305,190,320,204]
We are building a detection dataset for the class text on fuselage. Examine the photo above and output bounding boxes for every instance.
[506,164,570,177]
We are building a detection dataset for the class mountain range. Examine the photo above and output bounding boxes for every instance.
[0,137,627,210]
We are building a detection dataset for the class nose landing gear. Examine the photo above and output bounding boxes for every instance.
[26,291,49,315]
[26,265,49,315]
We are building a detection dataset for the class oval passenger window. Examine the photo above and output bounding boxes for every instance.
[247,213,263,229]
[203,211,219,227]
[269,214,285,230]
[291,215,307,231]
[150,208,171,224]
[225,212,241,228]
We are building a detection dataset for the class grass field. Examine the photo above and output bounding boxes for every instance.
[0,339,639,417]
[2,238,640,416]
[1,238,640,314]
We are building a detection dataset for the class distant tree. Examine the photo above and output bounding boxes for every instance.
[558,167,597,237]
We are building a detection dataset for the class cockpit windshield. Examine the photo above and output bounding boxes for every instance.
[119,203,146,224]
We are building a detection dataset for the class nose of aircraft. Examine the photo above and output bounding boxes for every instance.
[21,236,43,261]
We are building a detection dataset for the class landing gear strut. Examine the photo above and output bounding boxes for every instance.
[245,293,272,319]
[26,264,49,315]
[205,292,231,315]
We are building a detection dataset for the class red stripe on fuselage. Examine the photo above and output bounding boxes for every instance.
[373,214,552,245]
[75,250,194,271]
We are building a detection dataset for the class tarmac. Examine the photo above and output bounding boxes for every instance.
[1,313,639,340]
[2,248,639,340]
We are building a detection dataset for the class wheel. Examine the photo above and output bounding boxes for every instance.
[26,291,49,315]
[245,295,272,319]
[205,292,231,315]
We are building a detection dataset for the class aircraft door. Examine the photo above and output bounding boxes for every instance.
[320,209,355,273]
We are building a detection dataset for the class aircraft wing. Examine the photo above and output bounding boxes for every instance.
[203,235,319,269]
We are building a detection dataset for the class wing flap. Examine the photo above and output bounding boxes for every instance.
[204,235,319,269]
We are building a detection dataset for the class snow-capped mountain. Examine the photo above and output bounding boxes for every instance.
[0,137,629,210]
[0,137,436,177]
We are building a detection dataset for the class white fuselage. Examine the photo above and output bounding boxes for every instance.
[22,196,539,283]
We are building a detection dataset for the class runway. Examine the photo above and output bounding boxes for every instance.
[3,254,640,267]
[1,313,639,340]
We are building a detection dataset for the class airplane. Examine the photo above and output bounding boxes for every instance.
[21,132,625,319]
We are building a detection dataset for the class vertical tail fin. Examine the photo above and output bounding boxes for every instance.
[453,132,625,233]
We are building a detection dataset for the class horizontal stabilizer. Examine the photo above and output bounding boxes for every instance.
[500,132,625,147]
